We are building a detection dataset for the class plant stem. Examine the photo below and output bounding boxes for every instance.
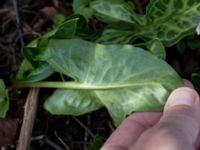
[15,81,87,89]
[14,81,159,90]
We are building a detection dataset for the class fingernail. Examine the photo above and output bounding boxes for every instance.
[167,87,197,108]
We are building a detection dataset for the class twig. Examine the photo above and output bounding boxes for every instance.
[54,131,70,150]
[17,88,39,150]
[107,121,115,132]
[31,135,45,141]
[60,73,66,81]
[84,115,91,149]
[72,117,94,138]
[12,0,24,47]
[45,137,64,150]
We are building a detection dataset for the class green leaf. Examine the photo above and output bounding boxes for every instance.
[96,0,200,46]
[16,17,80,82]
[24,18,79,61]
[66,15,96,40]
[91,0,144,26]
[0,79,9,118]
[15,38,54,82]
[144,39,166,59]
[44,89,103,115]
[52,14,66,28]
[42,39,183,125]
[73,0,94,20]
[97,28,136,44]
[138,0,200,46]
[16,60,54,82]
[52,18,79,39]
[87,134,103,150]
[16,38,54,82]
[192,73,200,90]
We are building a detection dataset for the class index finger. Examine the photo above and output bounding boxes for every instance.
[101,112,162,150]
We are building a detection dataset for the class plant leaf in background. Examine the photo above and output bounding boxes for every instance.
[0,79,9,118]
[73,0,94,20]
[87,134,103,150]
[91,0,200,46]
[134,39,166,59]
[192,73,200,90]
[41,39,183,125]
[16,17,80,82]
[91,0,144,26]
[53,14,94,40]
[96,28,135,44]
[15,38,54,82]
[51,18,78,39]
[52,14,66,28]
[16,60,54,82]
[142,39,166,60]
[140,0,200,46]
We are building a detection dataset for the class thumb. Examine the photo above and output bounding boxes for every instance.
[163,87,200,146]
[131,87,200,150]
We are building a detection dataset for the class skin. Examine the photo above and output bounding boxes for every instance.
[101,80,200,150]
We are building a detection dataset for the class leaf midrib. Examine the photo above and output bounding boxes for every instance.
[16,81,164,90]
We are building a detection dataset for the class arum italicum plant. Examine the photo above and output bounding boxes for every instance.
[14,0,200,126]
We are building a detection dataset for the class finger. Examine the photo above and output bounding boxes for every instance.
[182,79,200,148]
[131,87,200,150]
[101,79,195,150]
[100,112,162,150]
[101,80,195,150]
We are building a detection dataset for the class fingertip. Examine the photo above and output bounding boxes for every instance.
[164,87,199,112]
[183,79,194,89]
[159,87,200,146]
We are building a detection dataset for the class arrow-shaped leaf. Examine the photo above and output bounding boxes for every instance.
[41,39,183,125]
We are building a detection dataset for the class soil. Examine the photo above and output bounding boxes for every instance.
[0,0,200,150]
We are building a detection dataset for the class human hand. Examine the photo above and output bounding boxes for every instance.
[101,80,200,150]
